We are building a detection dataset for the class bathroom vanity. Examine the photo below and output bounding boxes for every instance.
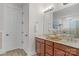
[35,36,79,56]
[35,4,79,56]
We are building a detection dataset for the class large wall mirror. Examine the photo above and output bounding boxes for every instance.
[53,3,79,38]
[59,16,79,38]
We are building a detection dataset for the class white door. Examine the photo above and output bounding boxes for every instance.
[4,7,19,51]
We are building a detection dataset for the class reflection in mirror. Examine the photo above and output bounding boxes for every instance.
[54,16,79,38]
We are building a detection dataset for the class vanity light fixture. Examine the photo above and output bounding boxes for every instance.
[42,6,54,13]
[63,3,69,5]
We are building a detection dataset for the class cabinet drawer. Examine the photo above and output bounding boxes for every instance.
[46,40,53,46]
[35,37,45,43]
[40,43,45,52]
[75,49,79,55]
[54,48,65,56]
[40,43,45,56]
[54,43,71,52]
[46,45,53,55]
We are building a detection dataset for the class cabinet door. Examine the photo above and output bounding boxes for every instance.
[40,43,45,56]
[4,7,19,50]
[36,41,41,55]
[46,45,53,55]
[54,48,65,56]
[35,38,45,56]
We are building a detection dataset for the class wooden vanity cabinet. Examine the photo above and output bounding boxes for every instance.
[35,37,79,56]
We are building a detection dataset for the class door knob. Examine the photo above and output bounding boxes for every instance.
[25,34,28,37]
[6,34,9,36]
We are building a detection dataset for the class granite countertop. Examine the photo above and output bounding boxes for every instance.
[36,35,79,49]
